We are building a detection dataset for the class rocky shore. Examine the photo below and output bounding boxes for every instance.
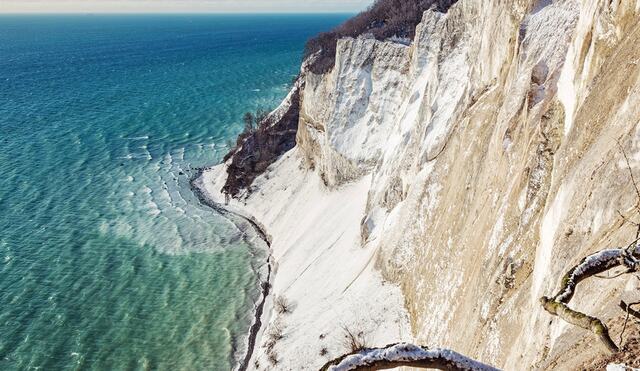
[190,169,273,371]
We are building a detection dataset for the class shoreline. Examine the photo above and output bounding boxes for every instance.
[189,168,272,371]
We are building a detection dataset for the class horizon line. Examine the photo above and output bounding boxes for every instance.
[0,11,357,15]
[0,0,371,15]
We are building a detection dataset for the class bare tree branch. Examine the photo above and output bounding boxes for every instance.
[320,343,500,371]
[541,246,640,353]
[553,249,634,304]
[541,297,619,353]
[539,141,640,355]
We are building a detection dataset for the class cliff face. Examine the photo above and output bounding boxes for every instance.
[206,0,640,369]
[297,36,412,186]
[296,0,640,367]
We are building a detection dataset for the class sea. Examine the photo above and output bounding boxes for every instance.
[0,14,348,370]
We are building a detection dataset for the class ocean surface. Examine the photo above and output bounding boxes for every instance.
[0,14,348,370]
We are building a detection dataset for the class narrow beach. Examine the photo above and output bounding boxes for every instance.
[190,169,273,371]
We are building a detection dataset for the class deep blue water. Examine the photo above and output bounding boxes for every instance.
[0,14,348,370]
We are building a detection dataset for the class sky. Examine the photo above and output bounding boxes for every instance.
[0,0,374,13]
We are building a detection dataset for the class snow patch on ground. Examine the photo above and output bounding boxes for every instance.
[532,184,569,302]
[558,44,577,136]
[200,150,411,370]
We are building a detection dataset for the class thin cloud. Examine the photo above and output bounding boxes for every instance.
[1,0,374,13]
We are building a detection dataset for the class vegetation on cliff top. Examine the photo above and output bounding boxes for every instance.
[304,0,457,74]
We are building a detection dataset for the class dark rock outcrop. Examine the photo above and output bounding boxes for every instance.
[222,80,302,198]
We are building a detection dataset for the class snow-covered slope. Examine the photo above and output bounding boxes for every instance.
[199,152,412,370]
[200,0,640,369]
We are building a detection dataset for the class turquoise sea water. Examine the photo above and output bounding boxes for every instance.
[0,14,347,370]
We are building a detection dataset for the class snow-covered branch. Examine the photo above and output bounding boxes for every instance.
[541,245,640,353]
[554,248,637,303]
[320,343,500,371]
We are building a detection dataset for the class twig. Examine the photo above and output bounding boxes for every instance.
[625,235,640,250]
[618,300,640,347]
[595,268,633,279]
[616,210,640,227]
[619,307,630,346]
[616,140,640,215]
[619,300,640,320]
[617,140,640,243]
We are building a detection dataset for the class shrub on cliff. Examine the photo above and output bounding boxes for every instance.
[224,107,274,163]
[274,295,293,315]
[304,0,457,74]
[222,84,301,198]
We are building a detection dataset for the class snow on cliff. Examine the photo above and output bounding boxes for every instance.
[201,0,640,369]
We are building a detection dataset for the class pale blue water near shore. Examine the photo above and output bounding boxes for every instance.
[0,14,348,370]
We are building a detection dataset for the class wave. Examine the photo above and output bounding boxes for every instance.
[174,148,185,161]
[117,154,150,160]
[162,153,173,167]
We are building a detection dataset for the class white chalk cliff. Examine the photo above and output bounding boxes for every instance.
[200,0,640,369]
